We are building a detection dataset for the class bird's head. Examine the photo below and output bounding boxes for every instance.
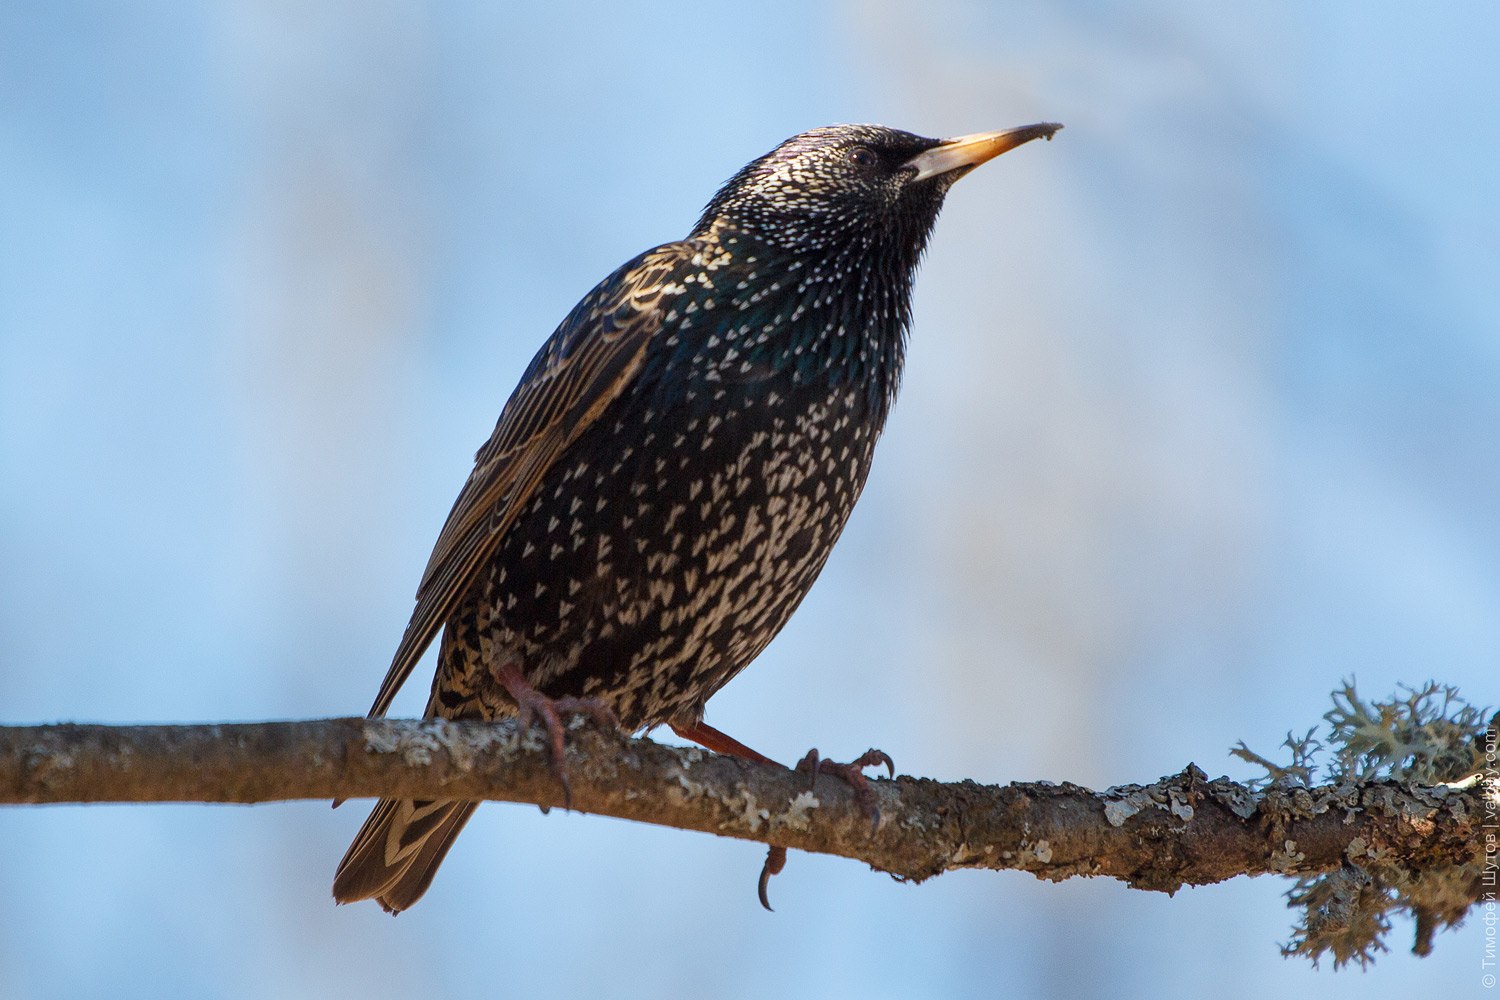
[691,122,1062,261]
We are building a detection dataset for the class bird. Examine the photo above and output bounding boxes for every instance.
[333,120,1062,912]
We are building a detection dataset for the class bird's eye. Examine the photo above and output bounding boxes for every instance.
[847,147,878,169]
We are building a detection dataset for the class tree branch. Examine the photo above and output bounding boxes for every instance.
[2,717,1489,895]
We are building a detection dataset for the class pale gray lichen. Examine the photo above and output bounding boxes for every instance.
[1233,680,1493,968]
[361,720,448,766]
[775,790,820,832]
[1230,727,1321,792]
[439,720,518,774]
[1102,797,1144,828]
[673,771,708,800]
[1101,783,1195,828]
[361,723,404,756]
[1283,866,1391,969]
[734,793,768,833]
[1212,783,1261,819]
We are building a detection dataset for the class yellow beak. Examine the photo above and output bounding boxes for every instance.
[904,122,1063,183]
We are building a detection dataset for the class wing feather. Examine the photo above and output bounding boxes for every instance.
[366,244,689,717]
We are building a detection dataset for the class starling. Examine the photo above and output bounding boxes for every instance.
[333,121,1062,912]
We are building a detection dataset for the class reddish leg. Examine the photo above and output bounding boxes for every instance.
[495,660,620,808]
[669,720,894,910]
[670,720,790,909]
[669,719,781,767]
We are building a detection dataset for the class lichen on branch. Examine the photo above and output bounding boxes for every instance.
[1232,681,1497,967]
[0,680,1493,968]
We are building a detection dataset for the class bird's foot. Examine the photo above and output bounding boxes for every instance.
[496,661,619,808]
[795,747,895,835]
[667,720,792,909]
[755,749,893,910]
[666,720,892,909]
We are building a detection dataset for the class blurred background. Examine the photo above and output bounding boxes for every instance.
[2,2,1496,998]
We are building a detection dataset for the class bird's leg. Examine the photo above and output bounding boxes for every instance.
[668,723,893,908]
[794,747,895,836]
[494,659,619,808]
[669,719,780,766]
[669,720,790,909]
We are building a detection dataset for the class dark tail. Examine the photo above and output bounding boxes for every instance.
[332,798,478,913]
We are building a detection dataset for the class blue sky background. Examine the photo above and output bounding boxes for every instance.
[1,3,1496,998]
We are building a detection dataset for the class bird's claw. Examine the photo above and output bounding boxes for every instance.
[513,689,620,810]
[757,845,788,911]
[795,747,894,836]
[758,748,891,909]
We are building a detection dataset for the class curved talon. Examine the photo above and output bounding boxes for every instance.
[865,748,896,780]
[758,845,788,911]
[517,692,573,807]
[501,661,620,811]
[672,728,889,908]
[795,746,893,836]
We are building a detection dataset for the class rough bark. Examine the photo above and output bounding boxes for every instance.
[0,717,1489,891]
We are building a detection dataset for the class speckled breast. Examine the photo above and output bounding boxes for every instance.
[444,371,881,731]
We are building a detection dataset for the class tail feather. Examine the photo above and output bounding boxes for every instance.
[333,797,478,913]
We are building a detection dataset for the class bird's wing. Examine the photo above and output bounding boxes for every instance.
[367,243,691,717]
